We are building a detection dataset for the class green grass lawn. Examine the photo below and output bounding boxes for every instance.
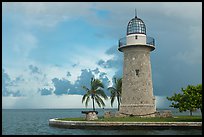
[57,115,202,122]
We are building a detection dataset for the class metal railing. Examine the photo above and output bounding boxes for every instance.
[118,36,155,48]
[118,37,126,47]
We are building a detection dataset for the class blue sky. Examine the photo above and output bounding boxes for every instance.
[2,2,202,109]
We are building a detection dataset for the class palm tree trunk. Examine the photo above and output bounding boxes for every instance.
[92,97,95,111]
[117,96,120,111]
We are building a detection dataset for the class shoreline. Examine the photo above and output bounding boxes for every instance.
[49,118,202,130]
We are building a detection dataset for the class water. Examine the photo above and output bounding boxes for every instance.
[2,108,202,135]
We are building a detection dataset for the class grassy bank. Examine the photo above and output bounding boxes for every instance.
[57,116,202,122]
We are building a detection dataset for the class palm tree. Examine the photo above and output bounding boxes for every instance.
[82,77,108,111]
[108,77,122,111]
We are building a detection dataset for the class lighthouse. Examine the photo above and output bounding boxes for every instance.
[118,11,156,117]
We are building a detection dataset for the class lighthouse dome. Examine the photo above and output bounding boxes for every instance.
[127,17,146,35]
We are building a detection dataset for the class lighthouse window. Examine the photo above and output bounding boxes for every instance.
[135,69,139,76]
[127,18,146,35]
[135,35,138,39]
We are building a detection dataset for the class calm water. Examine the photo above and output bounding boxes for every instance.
[2,108,202,135]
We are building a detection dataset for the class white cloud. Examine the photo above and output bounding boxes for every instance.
[2,95,169,109]
[6,68,48,97]
[3,2,96,28]
[12,32,38,57]
[2,94,116,109]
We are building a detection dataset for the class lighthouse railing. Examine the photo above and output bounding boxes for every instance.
[119,36,155,47]
[118,37,126,47]
[146,36,155,46]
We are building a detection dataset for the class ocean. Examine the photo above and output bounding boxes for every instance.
[2,108,202,135]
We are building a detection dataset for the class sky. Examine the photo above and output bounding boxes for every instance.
[2,2,202,109]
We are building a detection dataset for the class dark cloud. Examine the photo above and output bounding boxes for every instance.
[92,68,100,74]
[52,78,71,96]
[67,71,71,77]
[2,66,112,97]
[98,43,201,97]
[93,3,201,97]
[99,72,110,96]
[12,90,22,97]
[49,68,111,96]
[2,69,11,96]
[38,88,53,96]
[2,69,23,97]
[72,69,95,94]
[72,62,80,68]
[29,65,41,74]
[97,45,123,78]
[50,69,94,96]
[97,60,106,68]
[10,76,24,86]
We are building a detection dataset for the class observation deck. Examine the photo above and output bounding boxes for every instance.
[118,36,155,51]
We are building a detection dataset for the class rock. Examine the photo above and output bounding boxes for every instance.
[114,112,127,118]
[104,111,114,118]
[85,111,98,121]
[156,110,173,118]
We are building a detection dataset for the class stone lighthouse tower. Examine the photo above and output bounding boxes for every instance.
[118,11,156,117]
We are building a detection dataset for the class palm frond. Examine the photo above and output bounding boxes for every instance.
[82,94,88,103]
[85,96,90,107]
[93,79,104,89]
[108,77,122,107]
[94,97,102,108]
[96,89,108,99]
[82,86,90,92]
[110,95,116,107]
[81,77,108,109]
[107,87,116,92]
[95,95,105,107]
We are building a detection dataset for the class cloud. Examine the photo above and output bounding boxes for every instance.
[92,68,100,74]
[2,94,171,109]
[38,88,53,96]
[73,69,95,94]
[46,68,112,96]
[29,64,41,74]
[2,95,82,109]
[2,65,50,97]
[66,71,71,77]
[2,2,99,28]
[97,45,123,78]
[47,68,112,96]
[52,78,72,95]
[171,26,202,65]
[12,32,38,57]
[2,2,201,109]
[2,69,12,96]
[2,65,112,97]
[2,69,23,97]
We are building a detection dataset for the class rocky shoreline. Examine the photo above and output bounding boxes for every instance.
[49,118,202,130]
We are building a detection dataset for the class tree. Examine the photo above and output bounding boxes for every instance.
[107,77,122,111]
[194,84,202,114]
[167,84,202,116]
[82,77,108,111]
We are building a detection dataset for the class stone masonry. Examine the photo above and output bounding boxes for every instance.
[119,45,156,117]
